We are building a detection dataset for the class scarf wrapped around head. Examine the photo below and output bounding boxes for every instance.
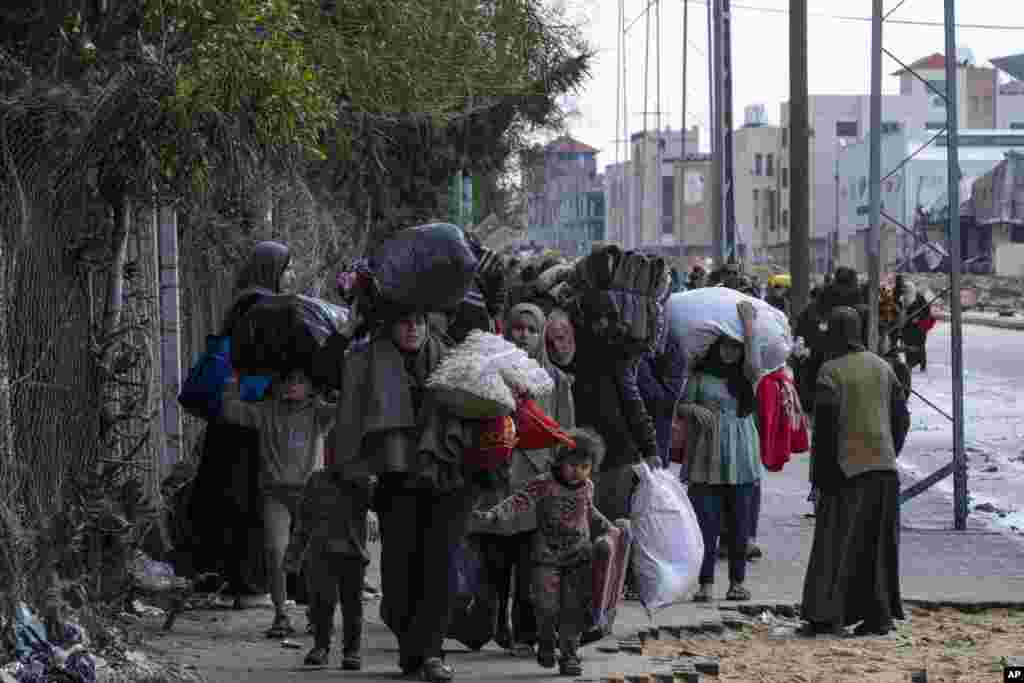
[505,303,550,369]
[827,306,867,358]
[694,337,756,418]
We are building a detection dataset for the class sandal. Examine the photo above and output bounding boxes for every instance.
[341,653,363,671]
[266,614,296,639]
[692,585,713,603]
[725,585,751,601]
[511,641,535,658]
[420,657,454,682]
[303,647,330,667]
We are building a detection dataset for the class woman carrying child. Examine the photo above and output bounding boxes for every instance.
[475,428,614,678]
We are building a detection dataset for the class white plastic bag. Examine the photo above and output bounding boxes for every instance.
[630,463,704,612]
[666,287,793,375]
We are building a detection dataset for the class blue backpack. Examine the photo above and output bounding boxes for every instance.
[178,335,270,421]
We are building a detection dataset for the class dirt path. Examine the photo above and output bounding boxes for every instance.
[645,607,1024,683]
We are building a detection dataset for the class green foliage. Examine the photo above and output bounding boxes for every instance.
[144,0,335,158]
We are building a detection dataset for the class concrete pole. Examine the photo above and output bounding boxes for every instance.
[789,0,811,315]
[710,0,723,265]
[944,0,968,531]
[720,0,736,264]
[867,0,883,354]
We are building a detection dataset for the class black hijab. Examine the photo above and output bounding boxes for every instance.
[694,337,755,418]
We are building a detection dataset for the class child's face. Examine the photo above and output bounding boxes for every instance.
[508,313,541,355]
[559,459,593,484]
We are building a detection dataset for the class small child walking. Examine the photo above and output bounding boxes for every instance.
[220,369,335,639]
[474,428,613,677]
[284,471,374,670]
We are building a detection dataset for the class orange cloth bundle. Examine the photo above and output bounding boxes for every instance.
[514,399,576,451]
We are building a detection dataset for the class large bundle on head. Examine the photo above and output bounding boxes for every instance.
[426,331,554,419]
[666,287,793,375]
[572,245,672,357]
[364,223,480,314]
[231,294,348,379]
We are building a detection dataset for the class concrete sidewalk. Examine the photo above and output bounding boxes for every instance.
[146,454,1024,682]
[934,310,1024,331]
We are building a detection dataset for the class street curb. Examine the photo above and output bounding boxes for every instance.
[901,598,1024,611]
[934,311,1024,330]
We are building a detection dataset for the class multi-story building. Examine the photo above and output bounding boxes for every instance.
[837,129,1024,273]
[734,105,781,266]
[672,153,714,260]
[604,126,700,254]
[525,135,605,257]
[770,50,1024,273]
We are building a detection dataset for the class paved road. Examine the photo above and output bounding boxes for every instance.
[144,320,1024,682]
[900,322,1024,532]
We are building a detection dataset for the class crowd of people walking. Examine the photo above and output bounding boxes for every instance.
[173,237,934,680]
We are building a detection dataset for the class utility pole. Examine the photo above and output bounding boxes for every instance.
[944,0,968,531]
[682,0,689,253]
[789,0,811,315]
[867,0,882,354]
[719,0,736,265]
[708,0,721,265]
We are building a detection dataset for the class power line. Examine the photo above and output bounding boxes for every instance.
[623,0,1024,31]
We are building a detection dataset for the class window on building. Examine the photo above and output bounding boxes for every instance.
[782,129,788,148]
[835,121,859,138]
[782,168,789,188]
[782,209,789,228]
[754,154,763,176]
[1011,122,1024,130]
[753,189,760,228]
[767,190,777,232]
[662,176,675,235]
[766,154,775,176]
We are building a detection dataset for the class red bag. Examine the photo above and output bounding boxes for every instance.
[917,317,936,333]
[670,414,688,464]
[463,416,517,470]
[582,521,632,645]
[514,399,575,451]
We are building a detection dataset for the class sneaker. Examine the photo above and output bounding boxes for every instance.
[558,655,582,677]
[746,543,763,560]
[341,653,362,671]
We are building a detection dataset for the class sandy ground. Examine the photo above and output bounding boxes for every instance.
[645,606,1024,683]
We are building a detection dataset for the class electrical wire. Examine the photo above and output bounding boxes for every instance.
[626,0,1024,32]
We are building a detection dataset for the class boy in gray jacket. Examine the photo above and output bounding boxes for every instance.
[221,369,335,638]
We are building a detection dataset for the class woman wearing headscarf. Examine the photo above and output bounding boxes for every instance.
[185,241,292,608]
[801,306,910,637]
[678,301,761,602]
[469,303,575,657]
[326,307,475,682]
[545,308,577,377]
[572,290,660,524]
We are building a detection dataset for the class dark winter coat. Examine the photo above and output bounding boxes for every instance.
[636,333,687,466]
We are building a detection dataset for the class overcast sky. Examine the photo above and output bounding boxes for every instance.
[555,0,1024,171]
